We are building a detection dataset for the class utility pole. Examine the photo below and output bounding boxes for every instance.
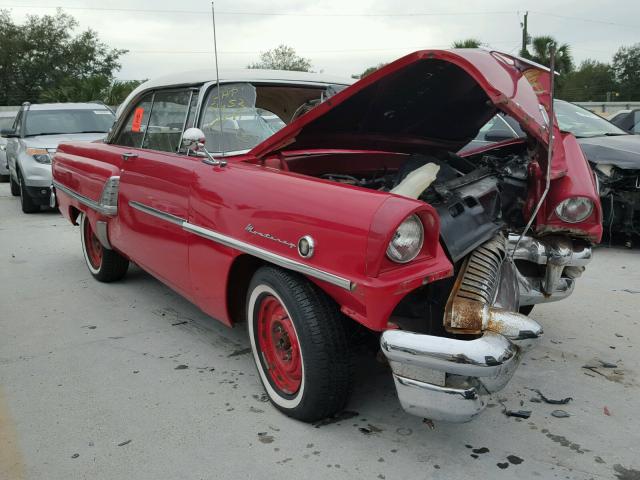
[521,11,529,56]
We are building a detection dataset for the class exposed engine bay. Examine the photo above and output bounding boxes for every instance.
[279,141,591,337]
[315,146,530,262]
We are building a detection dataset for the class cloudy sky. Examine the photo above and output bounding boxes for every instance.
[4,0,640,80]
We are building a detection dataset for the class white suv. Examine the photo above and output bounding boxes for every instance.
[1,102,115,213]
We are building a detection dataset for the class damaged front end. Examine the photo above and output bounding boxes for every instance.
[247,48,600,422]
[381,233,592,422]
[382,235,535,422]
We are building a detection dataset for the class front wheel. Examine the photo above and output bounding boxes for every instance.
[18,174,39,213]
[247,266,353,422]
[10,174,20,196]
[519,304,535,316]
[80,213,129,282]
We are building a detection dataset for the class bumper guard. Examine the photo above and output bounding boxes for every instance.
[507,234,592,305]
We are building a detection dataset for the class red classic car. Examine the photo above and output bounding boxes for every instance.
[52,49,601,423]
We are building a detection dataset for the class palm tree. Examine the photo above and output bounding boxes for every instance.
[452,38,482,49]
[523,35,574,74]
[103,80,144,106]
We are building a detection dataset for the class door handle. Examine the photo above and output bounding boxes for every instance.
[122,152,138,162]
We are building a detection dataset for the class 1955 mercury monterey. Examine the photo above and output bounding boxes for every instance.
[52,49,602,423]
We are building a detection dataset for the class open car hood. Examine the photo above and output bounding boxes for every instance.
[250,49,559,167]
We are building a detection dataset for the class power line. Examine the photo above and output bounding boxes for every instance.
[531,11,640,31]
[1,4,637,31]
[0,4,518,17]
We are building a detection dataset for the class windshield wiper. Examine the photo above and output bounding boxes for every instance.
[574,133,627,139]
[77,130,108,134]
[24,132,66,137]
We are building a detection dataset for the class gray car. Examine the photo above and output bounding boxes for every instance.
[1,102,115,213]
[0,110,18,178]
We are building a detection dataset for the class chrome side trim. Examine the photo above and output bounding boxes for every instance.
[127,200,354,291]
[52,180,117,216]
[183,222,353,291]
[128,201,185,226]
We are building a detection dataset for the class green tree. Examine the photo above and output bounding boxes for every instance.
[557,60,616,102]
[248,45,312,72]
[522,35,574,74]
[40,75,111,103]
[103,80,144,106]
[452,38,482,48]
[352,63,387,79]
[41,77,143,105]
[0,9,126,105]
[612,43,640,101]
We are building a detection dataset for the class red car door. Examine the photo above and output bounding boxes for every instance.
[110,89,199,297]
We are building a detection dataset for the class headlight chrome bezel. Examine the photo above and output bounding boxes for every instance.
[554,197,594,223]
[386,214,425,264]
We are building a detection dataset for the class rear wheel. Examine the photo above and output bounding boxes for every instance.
[80,213,129,282]
[247,266,352,422]
[18,173,39,213]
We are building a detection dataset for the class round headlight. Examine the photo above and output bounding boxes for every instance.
[386,214,424,263]
[555,197,594,223]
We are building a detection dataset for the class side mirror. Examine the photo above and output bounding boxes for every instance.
[182,127,206,152]
[484,130,514,142]
[0,128,17,138]
[181,128,226,167]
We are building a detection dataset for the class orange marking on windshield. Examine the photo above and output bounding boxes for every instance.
[132,107,144,132]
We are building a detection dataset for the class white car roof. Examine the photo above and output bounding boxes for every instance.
[139,68,354,90]
[0,110,17,117]
[25,103,111,111]
[117,69,355,117]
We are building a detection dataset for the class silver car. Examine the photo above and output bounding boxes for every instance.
[1,102,115,213]
[0,110,18,178]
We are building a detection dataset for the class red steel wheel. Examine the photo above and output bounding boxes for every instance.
[247,266,352,422]
[83,216,103,271]
[79,213,129,282]
[256,295,302,395]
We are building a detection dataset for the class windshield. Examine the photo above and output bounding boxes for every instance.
[201,83,288,153]
[200,82,343,153]
[24,109,115,136]
[0,116,15,131]
[554,100,627,138]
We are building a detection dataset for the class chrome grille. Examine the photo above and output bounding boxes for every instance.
[455,235,507,305]
[444,234,507,333]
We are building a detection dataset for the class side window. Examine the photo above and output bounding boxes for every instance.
[113,93,153,148]
[142,90,191,153]
[185,91,200,131]
[177,91,200,153]
[633,111,640,134]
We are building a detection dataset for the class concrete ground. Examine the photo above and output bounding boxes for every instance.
[1,182,639,480]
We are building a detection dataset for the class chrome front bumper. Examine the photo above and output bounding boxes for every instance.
[507,234,593,306]
[380,233,588,423]
[381,315,542,422]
